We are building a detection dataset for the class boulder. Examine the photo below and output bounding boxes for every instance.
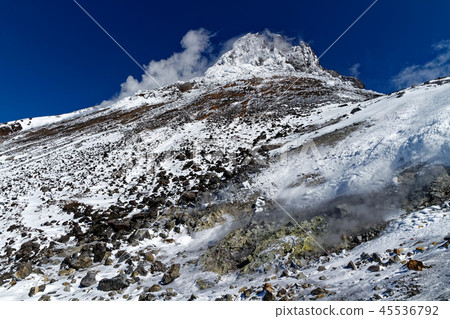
[16,263,33,279]
[263,291,276,301]
[80,271,97,288]
[138,293,155,301]
[98,274,129,291]
[65,253,93,270]
[372,253,383,264]
[406,260,429,271]
[148,284,162,292]
[92,243,107,263]
[151,260,167,274]
[360,252,370,260]
[311,287,328,296]
[368,265,382,272]
[133,264,148,277]
[345,261,357,270]
[161,264,181,285]
[28,284,46,297]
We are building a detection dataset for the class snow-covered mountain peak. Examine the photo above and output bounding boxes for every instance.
[205,32,324,80]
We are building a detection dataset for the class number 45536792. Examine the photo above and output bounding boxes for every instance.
[379,305,438,316]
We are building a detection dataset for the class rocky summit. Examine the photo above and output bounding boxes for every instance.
[0,33,449,301]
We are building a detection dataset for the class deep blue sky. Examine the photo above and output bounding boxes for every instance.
[1,0,449,123]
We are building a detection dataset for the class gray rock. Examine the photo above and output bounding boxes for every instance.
[80,271,97,288]
[346,261,357,270]
[372,252,383,263]
[360,252,370,260]
[387,255,401,264]
[64,253,93,270]
[98,274,129,291]
[280,269,289,277]
[133,264,148,277]
[161,264,180,285]
[92,243,107,263]
[368,265,382,272]
[297,272,307,279]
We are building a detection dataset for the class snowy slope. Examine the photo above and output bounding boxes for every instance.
[0,33,449,301]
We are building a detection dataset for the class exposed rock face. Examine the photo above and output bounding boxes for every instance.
[395,165,450,211]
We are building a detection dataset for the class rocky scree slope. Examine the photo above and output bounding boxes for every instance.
[0,33,449,301]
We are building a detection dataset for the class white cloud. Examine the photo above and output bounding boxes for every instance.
[392,40,450,89]
[349,63,361,77]
[103,29,213,105]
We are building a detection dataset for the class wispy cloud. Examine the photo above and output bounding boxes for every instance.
[392,40,450,89]
[103,29,213,104]
[349,63,361,77]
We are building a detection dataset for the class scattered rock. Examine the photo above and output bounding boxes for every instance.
[161,264,181,285]
[64,253,93,270]
[280,269,289,277]
[38,295,51,301]
[372,253,383,263]
[180,191,197,204]
[196,278,216,290]
[188,294,198,301]
[148,284,162,292]
[311,287,329,295]
[360,252,371,260]
[368,265,382,272]
[319,275,327,280]
[16,263,33,279]
[133,264,148,277]
[387,255,401,265]
[93,243,107,263]
[244,289,253,299]
[145,252,155,262]
[317,265,327,271]
[263,283,275,293]
[406,260,429,271]
[151,260,167,274]
[345,261,357,270]
[277,288,287,297]
[350,107,362,114]
[297,272,307,279]
[28,284,46,297]
[138,293,155,301]
[263,291,276,301]
[98,274,129,291]
[80,271,97,288]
